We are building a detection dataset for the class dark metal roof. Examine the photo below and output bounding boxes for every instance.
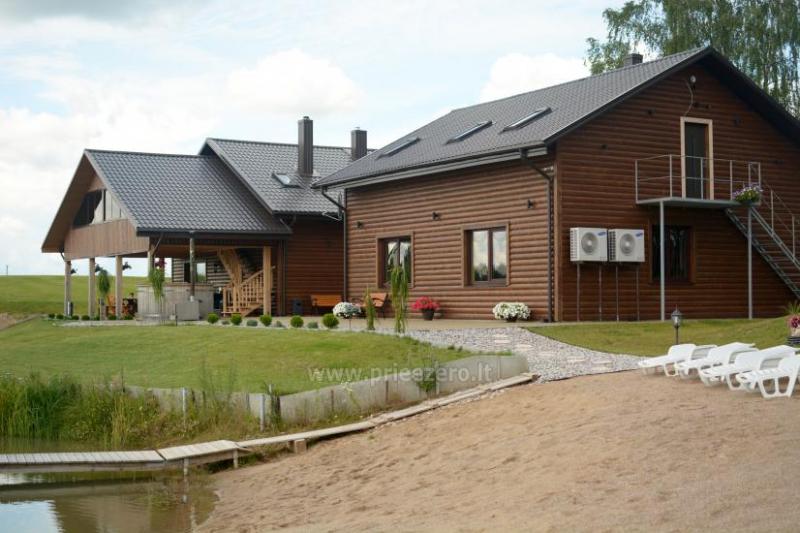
[86,150,290,236]
[317,47,800,188]
[201,139,365,215]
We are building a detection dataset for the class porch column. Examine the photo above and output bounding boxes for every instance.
[147,249,154,273]
[115,256,123,318]
[64,259,72,316]
[659,201,665,321]
[747,207,753,319]
[88,257,96,318]
[189,234,196,301]
[263,246,272,315]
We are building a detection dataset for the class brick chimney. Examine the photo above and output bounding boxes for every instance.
[351,127,367,161]
[623,52,643,66]
[298,116,313,176]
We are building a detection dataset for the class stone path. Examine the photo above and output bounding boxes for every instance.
[406,327,642,382]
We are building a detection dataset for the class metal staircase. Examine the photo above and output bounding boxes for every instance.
[725,179,800,299]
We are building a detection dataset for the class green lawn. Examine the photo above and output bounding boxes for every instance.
[0,320,473,393]
[529,317,788,356]
[0,275,145,316]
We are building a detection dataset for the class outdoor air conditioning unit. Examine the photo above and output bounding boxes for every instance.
[570,228,608,262]
[608,229,645,263]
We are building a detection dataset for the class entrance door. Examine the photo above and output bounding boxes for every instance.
[683,122,708,199]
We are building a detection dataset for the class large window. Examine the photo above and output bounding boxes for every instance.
[467,228,507,284]
[652,225,691,282]
[183,261,207,283]
[379,237,412,286]
[72,190,124,227]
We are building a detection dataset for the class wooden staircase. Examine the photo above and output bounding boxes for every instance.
[218,249,266,316]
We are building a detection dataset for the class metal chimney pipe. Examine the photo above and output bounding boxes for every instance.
[623,53,643,66]
[298,116,313,176]
[350,128,367,161]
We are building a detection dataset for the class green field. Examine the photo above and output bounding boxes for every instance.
[0,320,473,393]
[529,317,789,356]
[0,275,145,316]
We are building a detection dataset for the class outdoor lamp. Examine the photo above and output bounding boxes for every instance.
[671,307,683,344]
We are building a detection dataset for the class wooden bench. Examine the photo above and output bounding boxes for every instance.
[362,292,388,318]
[311,294,341,315]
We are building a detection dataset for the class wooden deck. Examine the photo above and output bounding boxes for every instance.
[0,373,537,475]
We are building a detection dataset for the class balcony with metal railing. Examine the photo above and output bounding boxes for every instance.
[634,154,762,208]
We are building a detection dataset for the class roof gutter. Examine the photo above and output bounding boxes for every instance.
[520,148,555,323]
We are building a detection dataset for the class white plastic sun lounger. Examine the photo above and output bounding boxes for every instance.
[698,345,797,390]
[675,342,756,380]
[736,355,800,399]
[637,344,715,376]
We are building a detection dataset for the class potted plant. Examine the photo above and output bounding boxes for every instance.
[786,302,800,343]
[333,302,360,329]
[492,302,531,322]
[411,296,440,321]
[733,184,763,205]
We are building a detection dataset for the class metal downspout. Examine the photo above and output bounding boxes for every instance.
[521,149,554,322]
[321,186,348,301]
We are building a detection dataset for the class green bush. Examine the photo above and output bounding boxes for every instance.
[207,312,219,324]
[55,314,64,320]
[221,320,230,325]
[290,315,304,328]
[47,313,55,319]
[322,313,339,329]
[246,319,258,327]
[307,321,319,329]
[259,314,272,327]
[80,315,90,321]
[70,315,79,321]
[107,314,117,321]
[123,314,134,320]
[273,320,284,328]
[230,313,242,326]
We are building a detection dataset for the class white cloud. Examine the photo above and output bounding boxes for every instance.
[480,52,588,102]
[226,49,362,116]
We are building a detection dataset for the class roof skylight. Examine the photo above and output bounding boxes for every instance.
[272,172,298,187]
[378,137,420,158]
[447,121,493,143]
[501,107,551,132]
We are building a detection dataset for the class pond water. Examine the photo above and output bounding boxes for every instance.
[0,439,217,533]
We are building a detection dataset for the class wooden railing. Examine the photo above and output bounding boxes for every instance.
[222,270,264,316]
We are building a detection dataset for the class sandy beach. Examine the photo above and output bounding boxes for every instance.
[201,371,800,532]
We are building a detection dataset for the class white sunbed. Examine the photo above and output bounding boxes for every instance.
[637,344,716,376]
[675,342,756,380]
[698,345,797,391]
[736,355,800,399]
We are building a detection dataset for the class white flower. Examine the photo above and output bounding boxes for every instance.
[333,301,360,319]
[492,302,531,320]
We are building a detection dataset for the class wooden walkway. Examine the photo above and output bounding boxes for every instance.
[0,373,537,475]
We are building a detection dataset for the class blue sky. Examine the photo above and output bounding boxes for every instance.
[0,0,623,275]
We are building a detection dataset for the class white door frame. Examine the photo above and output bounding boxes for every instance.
[680,117,714,199]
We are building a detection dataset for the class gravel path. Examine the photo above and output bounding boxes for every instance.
[406,327,642,381]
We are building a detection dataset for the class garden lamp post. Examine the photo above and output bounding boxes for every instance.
[671,307,683,344]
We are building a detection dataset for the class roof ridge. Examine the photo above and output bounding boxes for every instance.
[449,46,708,113]
[206,138,352,151]
[86,148,216,159]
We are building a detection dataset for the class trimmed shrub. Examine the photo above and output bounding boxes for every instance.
[259,314,272,327]
[322,313,339,329]
[70,315,79,321]
[47,313,55,319]
[107,314,117,321]
[80,315,90,321]
[230,313,242,326]
[207,312,219,325]
[307,321,319,329]
[55,314,64,320]
[246,319,258,327]
[123,314,134,320]
[290,315,304,328]
[221,320,230,326]
[273,320,284,328]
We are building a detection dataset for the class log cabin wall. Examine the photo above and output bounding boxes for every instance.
[345,160,552,319]
[554,63,800,321]
[284,216,344,314]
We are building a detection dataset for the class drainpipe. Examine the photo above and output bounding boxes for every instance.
[322,186,348,301]
[521,149,554,323]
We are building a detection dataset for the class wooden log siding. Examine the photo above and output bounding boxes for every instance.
[345,161,552,319]
[554,63,799,321]
[284,217,343,313]
[63,218,149,260]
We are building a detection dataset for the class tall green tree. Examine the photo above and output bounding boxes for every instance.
[586,0,800,115]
